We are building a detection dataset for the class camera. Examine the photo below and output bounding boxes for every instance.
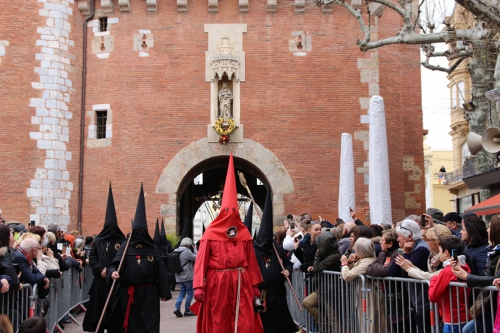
[30,220,35,227]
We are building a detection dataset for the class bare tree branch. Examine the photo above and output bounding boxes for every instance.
[454,0,500,32]
[421,56,467,73]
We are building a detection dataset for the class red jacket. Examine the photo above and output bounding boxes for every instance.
[429,261,471,324]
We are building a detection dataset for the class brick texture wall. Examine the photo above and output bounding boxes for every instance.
[0,0,424,235]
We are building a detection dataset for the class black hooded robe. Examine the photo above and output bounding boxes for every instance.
[82,236,125,332]
[106,239,171,333]
[255,242,296,333]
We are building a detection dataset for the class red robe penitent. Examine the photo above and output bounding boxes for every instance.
[192,154,264,333]
[194,236,264,333]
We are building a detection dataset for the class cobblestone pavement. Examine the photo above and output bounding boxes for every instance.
[62,290,197,333]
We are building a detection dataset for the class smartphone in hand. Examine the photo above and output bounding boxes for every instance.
[397,248,404,256]
[451,249,458,262]
[421,214,427,227]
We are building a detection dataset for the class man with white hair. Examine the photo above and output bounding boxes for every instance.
[14,238,50,289]
[173,237,197,318]
[390,219,431,333]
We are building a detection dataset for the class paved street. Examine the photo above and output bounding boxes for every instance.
[63,290,197,333]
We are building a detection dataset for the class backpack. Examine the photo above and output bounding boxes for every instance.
[168,249,188,274]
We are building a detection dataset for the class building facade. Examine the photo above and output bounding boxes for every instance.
[0,0,424,236]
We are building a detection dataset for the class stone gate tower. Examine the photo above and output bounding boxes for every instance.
[0,0,424,234]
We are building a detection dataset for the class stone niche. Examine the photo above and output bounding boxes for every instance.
[205,24,247,143]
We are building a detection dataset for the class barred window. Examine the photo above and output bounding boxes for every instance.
[96,110,107,139]
[99,17,108,32]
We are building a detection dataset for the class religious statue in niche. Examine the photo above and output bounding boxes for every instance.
[219,82,233,120]
[214,82,236,145]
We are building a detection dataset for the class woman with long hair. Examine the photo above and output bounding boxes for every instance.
[461,216,489,275]
[452,214,500,333]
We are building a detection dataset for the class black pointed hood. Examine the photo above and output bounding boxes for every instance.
[202,223,206,235]
[244,201,253,234]
[154,218,161,243]
[254,187,274,255]
[160,218,167,239]
[94,183,126,243]
[128,184,157,253]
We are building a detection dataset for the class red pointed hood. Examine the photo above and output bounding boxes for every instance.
[201,154,252,242]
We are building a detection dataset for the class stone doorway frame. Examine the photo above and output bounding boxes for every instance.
[155,138,294,228]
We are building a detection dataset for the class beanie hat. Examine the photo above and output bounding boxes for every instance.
[443,212,462,224]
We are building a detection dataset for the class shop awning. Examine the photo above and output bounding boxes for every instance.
[465,193,500,216]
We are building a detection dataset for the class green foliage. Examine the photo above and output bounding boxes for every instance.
[166,233,180,248]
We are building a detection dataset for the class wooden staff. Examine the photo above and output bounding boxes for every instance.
[237,171,303,311]
[95,221,134,332]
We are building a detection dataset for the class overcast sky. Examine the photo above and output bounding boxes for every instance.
[420,0,455,151]
[421,60,453,151]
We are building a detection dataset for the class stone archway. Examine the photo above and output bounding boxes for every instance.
[155,138,294,228]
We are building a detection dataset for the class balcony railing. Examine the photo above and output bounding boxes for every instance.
[434,169,463,185]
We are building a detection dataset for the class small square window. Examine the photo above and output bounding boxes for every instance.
[99,17,108,32]
[96,110,107,139]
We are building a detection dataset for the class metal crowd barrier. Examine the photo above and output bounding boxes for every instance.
[1,265,93,333]
[287,271,499,333]
[42,265,93,332]
[0,284,34,332]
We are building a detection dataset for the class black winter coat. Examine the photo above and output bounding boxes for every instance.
[294,236,318,273]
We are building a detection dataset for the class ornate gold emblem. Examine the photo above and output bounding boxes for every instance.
[148,256,154,262]
[114,243,120,250]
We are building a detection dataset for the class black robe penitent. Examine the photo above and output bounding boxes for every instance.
[106,242,171,333]
[255,243,296,333]
[82,238,124,332]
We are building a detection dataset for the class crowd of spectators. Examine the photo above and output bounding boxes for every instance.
[0,219,92,331]
[1,207,500,333]
[278,208,500,333]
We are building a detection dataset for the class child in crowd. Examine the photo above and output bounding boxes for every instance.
[428,236,470,333]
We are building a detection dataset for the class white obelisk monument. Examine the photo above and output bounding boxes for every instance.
[369,95,392,225]
[338,133,356,222]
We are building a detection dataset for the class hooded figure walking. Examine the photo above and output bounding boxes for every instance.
[83,184,126,333]
[193,154,264,333]
[253,187,296,333]
[107,184,172,333]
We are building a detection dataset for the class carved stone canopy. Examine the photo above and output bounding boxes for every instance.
[211,38,239,82]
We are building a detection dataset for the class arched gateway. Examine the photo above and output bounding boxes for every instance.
[155,138,294,234]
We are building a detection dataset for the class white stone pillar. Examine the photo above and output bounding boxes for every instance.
[368,95,392,225]
[338,133,356,222]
